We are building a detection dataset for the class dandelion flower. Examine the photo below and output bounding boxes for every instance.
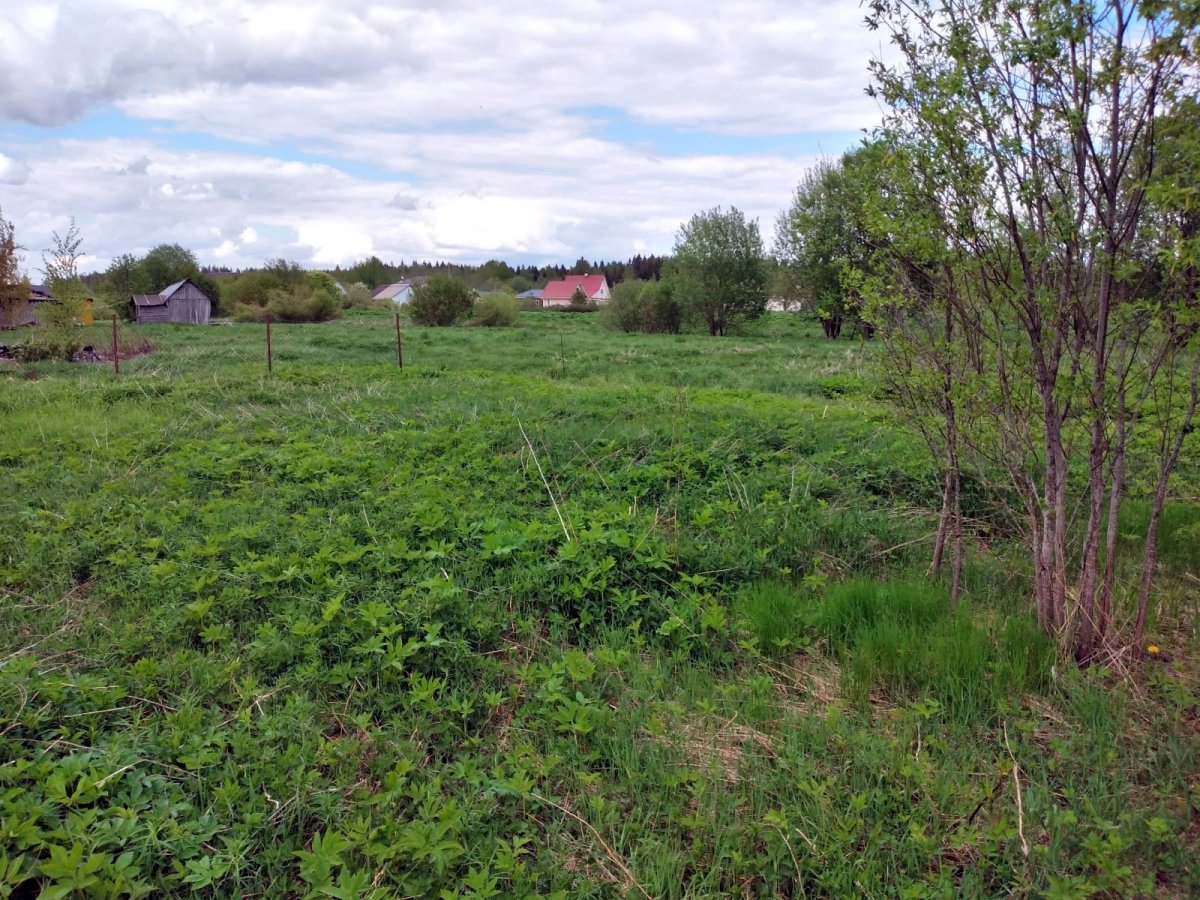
[1147,644,1160,655]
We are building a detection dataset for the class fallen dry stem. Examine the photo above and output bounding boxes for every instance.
[529,792,651,899]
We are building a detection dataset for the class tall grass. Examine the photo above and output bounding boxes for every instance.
[738,576,1057,722]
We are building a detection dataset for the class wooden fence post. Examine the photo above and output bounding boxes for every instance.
[265,315,273,374]
[395,313,403,369]
[111,315,119,376]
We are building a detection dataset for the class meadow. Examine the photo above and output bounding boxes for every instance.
[1,311,1196,897]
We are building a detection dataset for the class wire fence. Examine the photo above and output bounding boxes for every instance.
[1,312,415,378]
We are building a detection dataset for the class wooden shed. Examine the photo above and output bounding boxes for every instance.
[1,284,53,330]
[130,279,212,324]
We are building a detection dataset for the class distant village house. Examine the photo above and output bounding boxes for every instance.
[372,278,428,305]
[539,274,610,307]
[130,279,213,324]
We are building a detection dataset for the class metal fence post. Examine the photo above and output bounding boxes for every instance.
[266,314,273,374]
[111,315,119,376]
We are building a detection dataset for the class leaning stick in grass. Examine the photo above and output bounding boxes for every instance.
[518,418,572,542]
[1003,722,1029,857]
[529,792,651,899]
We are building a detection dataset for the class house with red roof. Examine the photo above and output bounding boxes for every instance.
[539,274,610,307]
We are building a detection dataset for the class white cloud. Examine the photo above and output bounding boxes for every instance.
[212,239,238,259]
[0,152,31,185]
[0,0,882,269]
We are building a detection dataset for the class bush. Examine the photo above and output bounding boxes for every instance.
[601,281,646,332]
[344,283,385,311]
[641,280,682,333]
[544,302,598,313]
[233,273,343,323]
[600,280,682,333]
[473,294,518,327]
[231,303,268,323]
[266,287,341,323]
[13,300,85,360]
[408,276,474,326]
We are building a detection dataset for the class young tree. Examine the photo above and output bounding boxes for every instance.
[864,0,1199,660]
[0,207,29,329]
[40,219,89,325]
[41,218,83,289]
[669,206,767,336]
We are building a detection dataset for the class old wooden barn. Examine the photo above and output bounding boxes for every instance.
[130,279,212,324]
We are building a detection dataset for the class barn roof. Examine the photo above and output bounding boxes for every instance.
[160,280,187,298]
[541,274,607,301]
[131,294,167,307]
[373,281,413,300]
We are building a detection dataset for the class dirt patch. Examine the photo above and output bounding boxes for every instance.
[72,341,154,364]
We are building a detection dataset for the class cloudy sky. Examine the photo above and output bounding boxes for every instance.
[0,1,883,274]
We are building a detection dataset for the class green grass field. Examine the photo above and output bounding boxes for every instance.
[1,312,1197,897]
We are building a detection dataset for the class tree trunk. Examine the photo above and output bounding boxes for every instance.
[950,467,964,607]
[1135,370,1199,650]
[931,469,953,575]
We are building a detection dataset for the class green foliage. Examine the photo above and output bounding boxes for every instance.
[343,283,383,311]
[600,280,647,332]
[263,272,343,323]
[775,155,872,338]
[601,280,681,334]
[472,294,518,327]
[0,314,1194,896]
[735,580,814,656]
[0,206,27,330]
[102,244,222,313]
[408,276,474,326]
[668,206,767,336]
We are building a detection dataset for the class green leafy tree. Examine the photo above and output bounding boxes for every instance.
[668,206,767,336]
[136,243,222,312]
[863,0,1200,657]
[775,156,872,338]
[408,275,474,326]
[104,253,150,300]
[141,243,199,291]
[346,255,389,289]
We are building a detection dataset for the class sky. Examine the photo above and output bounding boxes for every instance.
[0,1,884,275]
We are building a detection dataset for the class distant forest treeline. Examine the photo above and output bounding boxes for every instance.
[200,254,668,293]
